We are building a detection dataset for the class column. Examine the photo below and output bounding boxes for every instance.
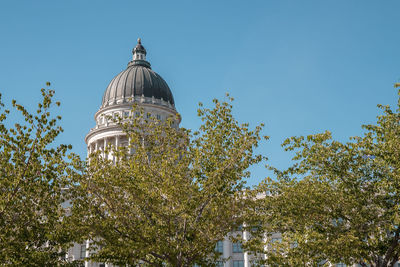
[115,135,120,148]
[223,236,231,267]
[263,233,268,262]
[243,227,249,267]
[112,136,116,163]
[85,239,90,267]
[104,138,108,158]
[65,249,69,262]
[87,144,92,164]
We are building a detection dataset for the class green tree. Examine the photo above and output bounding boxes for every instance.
[71,97,265,266]
[251,89,400,267]
[0,85,78,266]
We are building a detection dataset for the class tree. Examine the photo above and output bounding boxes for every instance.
[0,85,78,265]
[251,89,400,267]
[70,96,265,266]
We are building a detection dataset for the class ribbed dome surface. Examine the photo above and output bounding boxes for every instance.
[102,64,174,107]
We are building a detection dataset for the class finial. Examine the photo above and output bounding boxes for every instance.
[137,38,141,44]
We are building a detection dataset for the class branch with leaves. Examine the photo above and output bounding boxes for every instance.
[70,95,266,267]
[0,84,80,266]
[252,89,400,267]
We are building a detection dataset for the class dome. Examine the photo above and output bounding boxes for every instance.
[102,65,174,107]
[101,39,174,107]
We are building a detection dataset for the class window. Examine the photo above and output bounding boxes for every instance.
[80,244,86,259]
[156,114,161,120]
[233,260,244,267]
[135,111,140,117]
[123,111,129,118]
[271,238,282,243]
[216,261,224,267]
[215,241,223,253]
[232,242,242,253]
[147,113,151,119]
[336,264,346,267]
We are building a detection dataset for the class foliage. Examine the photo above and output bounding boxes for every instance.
[0,85,78,266]
[251,89,400,267]
[71,96,265,266]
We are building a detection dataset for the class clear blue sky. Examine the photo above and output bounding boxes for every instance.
[0,0,399,186]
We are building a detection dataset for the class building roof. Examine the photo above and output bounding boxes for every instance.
[101,39,175,107]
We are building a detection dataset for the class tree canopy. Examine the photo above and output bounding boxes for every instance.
[0,85,78,266]
[5,84,399,267]
[70,97,266,266]
[250,89,400,267]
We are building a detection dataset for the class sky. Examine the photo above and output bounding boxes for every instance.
[0,0,399,187]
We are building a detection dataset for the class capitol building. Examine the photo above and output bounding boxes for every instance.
[65,39,265,267]
[85,39,179,160]
[64,40,365,267]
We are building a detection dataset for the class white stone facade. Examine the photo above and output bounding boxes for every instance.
[85,100,179,159]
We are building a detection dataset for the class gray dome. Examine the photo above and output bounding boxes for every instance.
[101,40,174,107]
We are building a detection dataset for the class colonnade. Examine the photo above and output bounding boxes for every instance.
[87,134,129,158]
